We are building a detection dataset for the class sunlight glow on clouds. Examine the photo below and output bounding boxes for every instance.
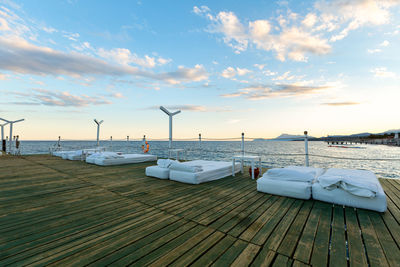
[221,67,251,79]
[221,84,332,100]
[370,67,396,78]
[195,1,400,61]
[11,88,115,107]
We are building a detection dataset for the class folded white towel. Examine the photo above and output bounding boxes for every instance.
[265,166,324,183]
[170,162,203,173]
[317,168,379,198]
[157,159,177,168]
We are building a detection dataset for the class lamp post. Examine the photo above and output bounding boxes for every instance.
[94,119,104,147]
[159,106,181,150]
[304,131,309,167]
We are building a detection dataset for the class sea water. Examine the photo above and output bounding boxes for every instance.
[7,140,400,179]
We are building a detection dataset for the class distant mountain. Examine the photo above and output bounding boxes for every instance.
[348,132,373,137]
[253,129,400,141]
[253,133,315,141]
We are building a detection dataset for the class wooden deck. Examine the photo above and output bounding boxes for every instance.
[0,155,399,266]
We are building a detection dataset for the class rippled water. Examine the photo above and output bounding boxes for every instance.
[8,140,400,179]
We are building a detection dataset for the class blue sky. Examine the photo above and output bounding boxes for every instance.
[0,0,399,140]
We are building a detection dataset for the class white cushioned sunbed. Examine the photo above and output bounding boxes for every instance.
[52,151,75,157]
[145,159,195,180]
[93,153,157,166]
[145,165,170,179]
[169,160,241,184]
[62,149,103,161]
[86,152,123,164]
[312,168,387,212]
[257,166,324,200]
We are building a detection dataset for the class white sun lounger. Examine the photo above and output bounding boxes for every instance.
[145,159,194,180]
[312,168,387,212]
[86,152,123,164]
[169,160,241,184]
[62,148,104,161]
[52,150,75,157]
[145,165,171,179]
[257,166,324,200]
[93,153,157,166]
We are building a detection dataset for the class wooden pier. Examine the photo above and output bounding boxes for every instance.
[0,155,399,266]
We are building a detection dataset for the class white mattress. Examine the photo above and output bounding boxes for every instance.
[52,151,75,157]
[86,152,123,164]
[257,177,312,200]
[169,160,241,184]
[94,154,157,166]
[145,166,170,179]
[265,166,324,182]
[312,181,387,212]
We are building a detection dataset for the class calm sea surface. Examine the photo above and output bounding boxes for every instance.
[8,140,400,179]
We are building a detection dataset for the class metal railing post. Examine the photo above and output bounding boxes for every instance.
[304,131,309,167]
[241,133,244,156]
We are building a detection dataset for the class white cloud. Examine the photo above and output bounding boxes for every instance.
[316,0,399,41]
[197,8,330,61]
[0,73,7,80]
[221,83,332,100]
[263,70,277,76]
[321,102,360,106]
[195,2,400,60]
[209,11,248,53]
[157,57,172,65]
[221,67,236,79]
[254,64,265,70]
[111,92,124,98]
[236,67,251,76]
[98,47,171,69]
[371,67,396,78]
[159,64,208,85]
[367,48,382,53]
[0,36,208,84]
[0,17,10,31]
[221,66,251,79]
[193,5,210,15]
[62,32,79,41]
[11,88,115,107]
[302,13,317,27]
[145,104,231,112]
[42,26,57,33]
[380,40,390,46]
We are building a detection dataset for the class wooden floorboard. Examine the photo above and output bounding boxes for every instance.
[0,154,399,266]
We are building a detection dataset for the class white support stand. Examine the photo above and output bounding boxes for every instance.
[94,119,104,147]
[304,131,309,167]
[0,118,24,154]
[0,121,9,153]
[160,106,181,158]
[241,132,245,168]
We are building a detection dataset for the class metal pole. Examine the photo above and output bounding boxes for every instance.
[96,125,100,147]
[241,132,244,156]
[0,126,3,153]
[0,125,5,152]
[304,131,309,167]
[9,123,13,153]
[199,133,202,147]
[169,115,172,149]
